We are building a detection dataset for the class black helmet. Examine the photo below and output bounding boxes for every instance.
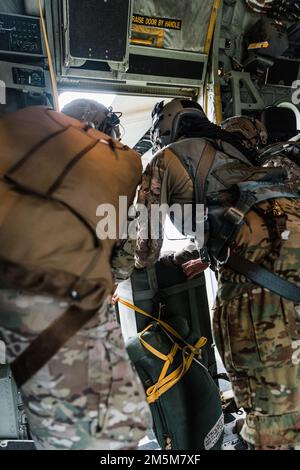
[62,99,121,140]
[150,98,207,152]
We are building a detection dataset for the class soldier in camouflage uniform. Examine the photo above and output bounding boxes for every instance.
[0,100,151,450]
[0,292,150,450]
[214,198,300,450]
[220,115,300,449]
[221,115,268,159]
[260,140,300,184]
[135,99,300,450]
[222,115,300,182]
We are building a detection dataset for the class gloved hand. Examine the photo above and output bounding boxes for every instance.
[159,244,200,267]
[182,259,209,280]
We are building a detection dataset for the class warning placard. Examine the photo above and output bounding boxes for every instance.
[132,14,182,31]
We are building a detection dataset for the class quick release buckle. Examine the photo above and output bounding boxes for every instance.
[225,207,245,225]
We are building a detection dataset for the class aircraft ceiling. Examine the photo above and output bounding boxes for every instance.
[48,0,216,99]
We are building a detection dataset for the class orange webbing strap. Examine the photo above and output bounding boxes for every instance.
[117,297,207,404]
[38,0,59,111]
[117,297,207,354]
[142,326,207,404]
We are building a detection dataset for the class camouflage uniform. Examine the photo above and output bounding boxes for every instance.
[135,144,300,449]
[214,198,300,450]
[221,115,300,184]
[135,148,193,269]
[263,154,300,184]
[0,101,151,449]
[0,288,151,450]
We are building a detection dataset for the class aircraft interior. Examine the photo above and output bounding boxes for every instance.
[0,0,300,453]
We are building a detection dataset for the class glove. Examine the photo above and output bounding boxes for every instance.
[159,244,200,267]
[182,259,209,280]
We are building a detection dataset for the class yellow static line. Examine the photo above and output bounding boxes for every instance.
[38,0,59,111]
[204,0,222,55]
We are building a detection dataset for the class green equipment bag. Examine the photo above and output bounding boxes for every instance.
[126,321,224,451]
[121,261,218,378]
[118,261,223,450]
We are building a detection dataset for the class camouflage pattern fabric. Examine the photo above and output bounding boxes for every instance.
[0,291,151,450]
[213,198,300,449]
[135,153,166,269]
[111,238,137,284]
[135,149,193,269]
[263,154,300,184]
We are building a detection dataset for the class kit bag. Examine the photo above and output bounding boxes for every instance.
[127,321,224,451]
[126,262,218,378]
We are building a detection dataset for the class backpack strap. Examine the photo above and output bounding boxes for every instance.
[5,126,97,196]
[11,305,99,388]
[194,142,216,204]
[226,254,300,304]
[209,182,300,263]
[209,190,258,262]
[169,140,217,230]
[132,276,205,302]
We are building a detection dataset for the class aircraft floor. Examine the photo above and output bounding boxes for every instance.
[138,410,249,451]
[0,411,248,451]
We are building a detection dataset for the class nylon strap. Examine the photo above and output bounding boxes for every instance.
[133,275,205,302]
[11,306,98,388]
[138,323,206,404]
[227,254,300,303]
[188,287,202,336]
[118,297,207,353]
[194,142,216,204]
[118,297,207,404]
[210,191,257,261]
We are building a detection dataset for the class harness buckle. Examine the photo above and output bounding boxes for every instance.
[225,207,245,225]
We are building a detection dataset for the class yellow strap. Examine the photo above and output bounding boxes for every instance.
[158,345,178,377]
[140,336,170,362]
[214,83,223,126]
[117,297,207,404]
[147,364,184,403]
[248,41,269,50]
[118,297,207,353]
[204,0,222,55]
[146,347,198,404]
[38,0,59,111]
[138,324,186,402]
[138,323,178,364]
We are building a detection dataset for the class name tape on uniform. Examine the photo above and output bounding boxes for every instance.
[132,14,182,31]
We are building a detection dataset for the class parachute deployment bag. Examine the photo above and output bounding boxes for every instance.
[121,262,218,378]
[126,319,224,451]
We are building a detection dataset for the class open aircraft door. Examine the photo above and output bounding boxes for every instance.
[45,0,221,100]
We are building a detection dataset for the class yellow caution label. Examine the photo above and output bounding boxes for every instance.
[248,41,270,50]
[132,14,182,31]
[131,25,165,48]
